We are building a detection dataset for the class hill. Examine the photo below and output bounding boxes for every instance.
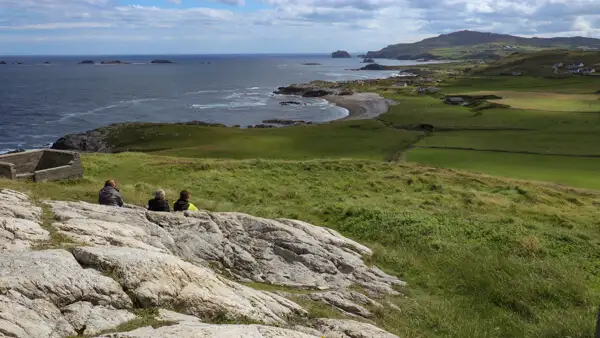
[470,49,600,76]
[366,30,600,60]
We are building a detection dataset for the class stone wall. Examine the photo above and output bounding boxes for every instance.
[37,150,78,171]
[0,151,43,174]
[0,162,16,180]
[0,150,83,182]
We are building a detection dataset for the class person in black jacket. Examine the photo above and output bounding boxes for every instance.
[99,180,124,207]
[148,189,170,212]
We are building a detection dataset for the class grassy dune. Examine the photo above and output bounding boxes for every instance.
[2,153,600,337]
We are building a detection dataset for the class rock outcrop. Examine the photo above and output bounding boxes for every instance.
[51,128,112,152]
[151,60,175,64]
[0,189,48,252]
[332,50,351,58]
[0,189,402,337]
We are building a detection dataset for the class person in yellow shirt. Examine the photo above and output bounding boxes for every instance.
[173,190,199,212]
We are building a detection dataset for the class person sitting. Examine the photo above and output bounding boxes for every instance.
[148,189,170,212]
[98,180,124,207]
[173,190,199,212]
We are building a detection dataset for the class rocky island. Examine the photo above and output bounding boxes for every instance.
[79,60,95,64]
[101,60,131,65]
[332,50,351,58]
[151,59,175,64]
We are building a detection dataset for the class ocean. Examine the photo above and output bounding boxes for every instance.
[0,54,425,152]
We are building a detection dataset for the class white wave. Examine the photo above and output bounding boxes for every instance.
[121,98,158,104]
[189,103,230,110]
[57,104,119,122]
[189,98,267,110]
[247,87,261,90]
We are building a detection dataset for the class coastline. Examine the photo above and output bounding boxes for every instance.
[323,92,396,121]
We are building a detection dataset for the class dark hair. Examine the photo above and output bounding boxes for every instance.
[180,190,191,200]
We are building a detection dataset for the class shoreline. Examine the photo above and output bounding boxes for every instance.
[323,92,396,121]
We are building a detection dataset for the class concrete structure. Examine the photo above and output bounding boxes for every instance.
[0,149,83,182]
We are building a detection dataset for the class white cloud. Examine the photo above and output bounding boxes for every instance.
[0,0,597,54]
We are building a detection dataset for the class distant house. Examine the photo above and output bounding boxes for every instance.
[394,82,409,87]
[552,62,564,68]
[444,97,465,105]
[567,62,585,70]
[418,87,441,94]
[512,72,522,76]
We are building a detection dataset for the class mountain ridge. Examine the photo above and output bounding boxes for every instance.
[366,30,600,60]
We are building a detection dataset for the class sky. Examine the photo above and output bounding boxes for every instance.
[0,0,598,55]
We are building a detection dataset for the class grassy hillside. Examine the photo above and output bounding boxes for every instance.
[366,30,600,60]
[3,153,600,337]
[106,119,421,161]
[471,50,600,76]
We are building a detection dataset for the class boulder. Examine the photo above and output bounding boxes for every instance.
[332,50,351,58]
[71,246,306,324]
[0,249,132,308]
[279,101,303,106]
[315,318,399,338]
[62,301,136,336]
[0,290,77,338]
[0,189,48,252]
[51,129,111,152]
[96,322,320,338]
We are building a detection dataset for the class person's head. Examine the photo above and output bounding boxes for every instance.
[104,180,116,188]
[154,189,166,200]
[179,190,191,201]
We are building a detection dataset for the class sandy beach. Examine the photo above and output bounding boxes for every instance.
[324,93,396,120]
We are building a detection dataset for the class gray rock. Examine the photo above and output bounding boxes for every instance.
[0,217,49,253]
[96,322,320,337]
[0,290,76,338]
[301,291,383,318]
[0,190,48,252]
[47,200,177,253]
[314,318,399,338]
[156,309,202,323]
[0,189,42,221]
[62,301,137,335]
[0,249,132,308]
[72,246,306,325]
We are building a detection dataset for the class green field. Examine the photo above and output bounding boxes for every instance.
[2,153,600,337]
[108,120,421,161]
[408,148,600,189]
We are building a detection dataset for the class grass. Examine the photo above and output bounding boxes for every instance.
[3,153,600,337]
[416,130,600,156]
[32,203,81,250]
[408,148,600,190]
[106,119,422,161]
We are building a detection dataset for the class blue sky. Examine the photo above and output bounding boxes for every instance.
[0,0,598,55]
